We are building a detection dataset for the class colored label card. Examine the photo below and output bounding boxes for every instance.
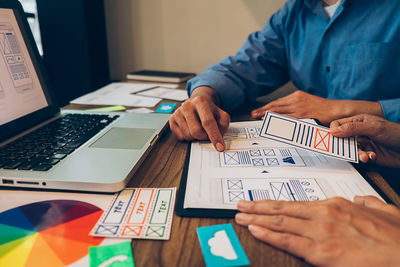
[259,112,358,163]
[197,224,249,267]
[90,188,176,240]
[89,241,135,267]
[155,103,176,113]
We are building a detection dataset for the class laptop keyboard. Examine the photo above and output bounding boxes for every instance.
[0,113,119,172]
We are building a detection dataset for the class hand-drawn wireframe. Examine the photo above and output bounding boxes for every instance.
[227,180,243,190]
[314,128,330,152]
[223,126,261,140]
[228,191,245,202]
[220,148,306,167]
[222,178,326,203]
[260,112,358,163]
[0,23,33,91]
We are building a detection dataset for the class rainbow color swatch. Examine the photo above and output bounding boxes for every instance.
[0,200,105,266]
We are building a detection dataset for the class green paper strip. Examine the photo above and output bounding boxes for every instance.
[86,105,126,112]
[89,241,135,267]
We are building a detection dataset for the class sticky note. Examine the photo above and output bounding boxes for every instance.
[89,241,135,267]
[86,105,126,112]
[197,224,249,267]
[90,188,176,240]
[259,112,358,163]
[155,103,176,113]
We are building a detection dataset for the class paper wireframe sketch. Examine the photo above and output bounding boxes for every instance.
[182,121,380,211]
[90,188,176,240]
[70,82,164,107]
[137,86,188,101]
[259,112,358,163]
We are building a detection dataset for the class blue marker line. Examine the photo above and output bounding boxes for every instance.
[348,137,351,159]
[332,136,335,154]
[301,125,305,145]
[305,126,310,147]
[296,124,301,143]
[337,137,340,155]
[248,190,254,201]
[287,183,296,201]
[342,138,345,156]
[309,127,314,147]
[354,137,357,160]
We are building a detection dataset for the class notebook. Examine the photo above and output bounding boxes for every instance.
[126,70,196,83]
[0,0,169,192]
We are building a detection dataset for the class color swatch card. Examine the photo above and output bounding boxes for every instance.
[197,224,249,267]
[260,112,358,163]
[90,188,176,240]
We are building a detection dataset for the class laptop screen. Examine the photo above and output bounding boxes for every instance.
[0,8,48,126]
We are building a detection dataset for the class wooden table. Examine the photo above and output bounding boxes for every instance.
[66,95,400,267]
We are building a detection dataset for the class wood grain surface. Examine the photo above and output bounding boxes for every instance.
[65,98,398,267]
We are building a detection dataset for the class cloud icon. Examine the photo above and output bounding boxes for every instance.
[208,230,238,260]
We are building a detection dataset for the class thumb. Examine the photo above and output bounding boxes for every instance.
[330,121,374,138]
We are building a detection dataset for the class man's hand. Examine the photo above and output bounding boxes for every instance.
[169,86,230,151]
[330,114,400,167]
[251,90,383,126]
[235,197,400,267]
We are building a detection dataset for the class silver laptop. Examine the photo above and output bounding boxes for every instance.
[0,1,170,192]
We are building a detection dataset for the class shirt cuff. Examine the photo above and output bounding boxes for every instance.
[186,70,246,113]
[378,99,400,123]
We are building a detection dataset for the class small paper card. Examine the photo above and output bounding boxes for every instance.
[90,188,176,240]
[259,112,358,163]
[137,87,188,101]
[155,103,176,113]
[89,241,135,267]
[197,224,249,267]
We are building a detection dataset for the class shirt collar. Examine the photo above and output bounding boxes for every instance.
[304,0,347,21]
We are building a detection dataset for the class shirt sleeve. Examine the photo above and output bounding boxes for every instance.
[187,1,294,113]
[379,98,400,123]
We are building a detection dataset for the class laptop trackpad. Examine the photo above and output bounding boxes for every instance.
[90,127,156,150]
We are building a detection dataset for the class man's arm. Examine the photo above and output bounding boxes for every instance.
[251,90,384,125]
[186,1,295,113]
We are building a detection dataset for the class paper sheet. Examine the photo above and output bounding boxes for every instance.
[70,82,172,107]
[183,121,381,210]
[90,188,176,240]
[260,112,358,163]
[137,86,188,101]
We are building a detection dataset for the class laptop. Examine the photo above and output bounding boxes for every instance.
[0,0,170,192]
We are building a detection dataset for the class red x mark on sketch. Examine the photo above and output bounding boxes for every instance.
[314,129,330,152]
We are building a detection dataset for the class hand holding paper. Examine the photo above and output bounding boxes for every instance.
[259,112,358,163]
[330,114,400,167]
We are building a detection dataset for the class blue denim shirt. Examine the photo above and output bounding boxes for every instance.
[188,0,400,122]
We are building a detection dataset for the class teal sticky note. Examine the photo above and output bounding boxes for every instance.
[155,103,176,113]
[89,241,135,267]
[196,224,250,267]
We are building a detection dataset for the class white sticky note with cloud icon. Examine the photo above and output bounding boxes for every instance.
[197,224,249,266]
[208,230,238,260]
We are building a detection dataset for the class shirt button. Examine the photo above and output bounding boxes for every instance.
[326,66,330,73]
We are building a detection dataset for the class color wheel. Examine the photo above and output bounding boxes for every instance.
[0,200,105,266]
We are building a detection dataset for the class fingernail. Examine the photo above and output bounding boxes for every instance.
[235,213,247,222]
[248,225,253,231]
[368,153,374,160]
[237,200,250,209]
[215,142,224,151]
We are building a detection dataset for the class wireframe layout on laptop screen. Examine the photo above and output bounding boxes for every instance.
[0,8,47,126]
